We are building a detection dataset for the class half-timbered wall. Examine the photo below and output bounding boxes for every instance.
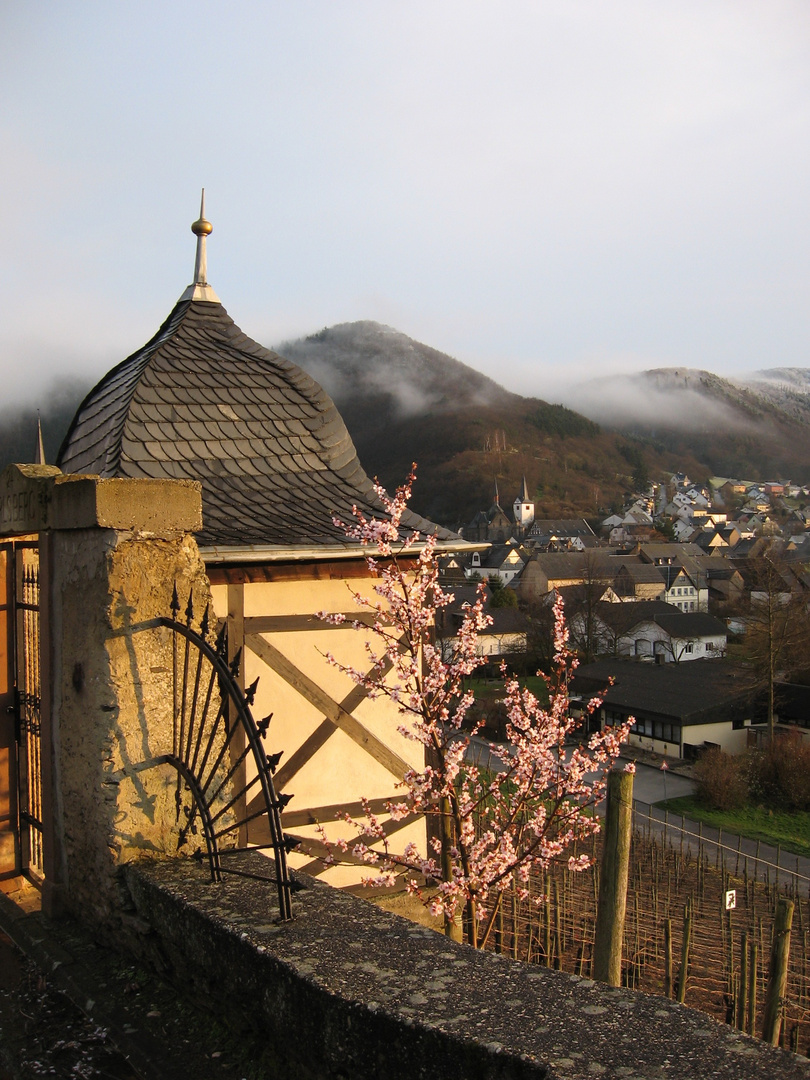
[209,561,427,887]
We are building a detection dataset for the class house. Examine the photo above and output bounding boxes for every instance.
[57,199,468,884]
[693,557,744,611]
[611,562,668,603]
[623,611,727,661]
[435,584,527,662]
[470,539,530,585]
[567,601,726,662]
[527,518,597,551]
[572,659,753,757]
[636,545,709,611]
[516,551,620,602]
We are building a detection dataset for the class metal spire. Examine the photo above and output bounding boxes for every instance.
[192,189,212,285]
[34,412,46,465]
[179,189,220,303]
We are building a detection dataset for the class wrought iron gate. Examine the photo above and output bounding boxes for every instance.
[124,589,298,921]
[7,540,44,882]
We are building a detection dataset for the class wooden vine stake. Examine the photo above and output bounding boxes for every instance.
[592,769,633,987]
[762,897,794,1047]
[676,901,693,1005]
[664,918,673,998]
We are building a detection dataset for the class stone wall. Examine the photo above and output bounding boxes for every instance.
[0,465,209,922]
[122,852,810,1080]
[50,526,212,924]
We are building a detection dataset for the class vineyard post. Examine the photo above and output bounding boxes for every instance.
[592,769,634,987]
[747,936,758,1037]
[664,918,672,998]
[762,897,794,1046]
[676,901,692,1004]
[738,931,749,1031]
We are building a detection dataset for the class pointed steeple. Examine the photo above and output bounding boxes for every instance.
[513,475,535,528]
[179,189,221,303]
[493,479,500,506]
[34,413,46,465]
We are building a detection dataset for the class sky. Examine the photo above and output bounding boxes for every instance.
[2,2,810,406]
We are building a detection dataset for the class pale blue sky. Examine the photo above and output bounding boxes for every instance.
[2,2,810,404]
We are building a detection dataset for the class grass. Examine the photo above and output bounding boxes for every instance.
[659,794,810,859]
[467,675,550,704]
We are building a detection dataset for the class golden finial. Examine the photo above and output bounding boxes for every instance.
[192,188,212,285]
[179,189,220,303]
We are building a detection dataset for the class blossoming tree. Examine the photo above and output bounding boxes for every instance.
[319,468,632,948]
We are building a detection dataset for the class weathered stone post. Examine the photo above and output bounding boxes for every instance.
[0,465,207,923]
[592,768,633,986]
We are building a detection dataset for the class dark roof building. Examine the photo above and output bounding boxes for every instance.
[58,198,455,553]
[572,658,753,757]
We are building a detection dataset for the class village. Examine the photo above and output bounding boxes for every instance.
[432,469,810,763]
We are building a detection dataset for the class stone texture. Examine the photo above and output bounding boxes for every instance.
[123,853,810,1080]
[50,526,215,924]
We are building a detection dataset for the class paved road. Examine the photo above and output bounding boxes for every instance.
[463,741,810,896]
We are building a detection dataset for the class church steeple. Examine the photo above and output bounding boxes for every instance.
[34,413,46,465]
[513,475,534,528]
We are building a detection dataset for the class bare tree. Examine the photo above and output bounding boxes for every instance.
[736,556,810,739]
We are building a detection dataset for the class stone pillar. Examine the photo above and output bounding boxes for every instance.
[0,466,207,922]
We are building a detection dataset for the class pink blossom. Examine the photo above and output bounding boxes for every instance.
[311,467,630,948]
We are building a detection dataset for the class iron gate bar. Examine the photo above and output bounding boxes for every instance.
[123,594,297,921]
[13,542,44,882]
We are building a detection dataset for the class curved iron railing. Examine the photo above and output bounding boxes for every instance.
[128,587,297,921]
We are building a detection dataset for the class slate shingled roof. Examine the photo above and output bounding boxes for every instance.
[57,298,455,550]
[572,659,751,726]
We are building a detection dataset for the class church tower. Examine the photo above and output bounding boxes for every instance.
[513,476,534,529]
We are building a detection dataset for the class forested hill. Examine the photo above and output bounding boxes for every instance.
[277,324,702,526]
[7,324,810,530]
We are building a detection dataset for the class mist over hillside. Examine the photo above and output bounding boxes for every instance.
[279,321,517,420]
[559,366,810,484]
[5,320,810,528]
[0,378,90,470]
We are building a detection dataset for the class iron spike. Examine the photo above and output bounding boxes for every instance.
[200,604,210,640]
[266,750,283,772]
[283,835,302,852]
[256,713,273,738]
[171,583,180,618]
[229,646,242,679]
[214,622,227,658]
[244,677,259,705]
[276,792,293,809]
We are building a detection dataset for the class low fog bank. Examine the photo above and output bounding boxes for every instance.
[277,320,515,420]
[555,368,765,435]
[0,377,90,470]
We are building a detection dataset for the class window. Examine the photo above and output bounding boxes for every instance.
[684,643,694,654]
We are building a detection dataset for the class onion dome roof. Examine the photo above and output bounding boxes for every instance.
[57,197,453,550]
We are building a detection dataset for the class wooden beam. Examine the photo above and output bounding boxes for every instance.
[286,812,416,877]
[206,557,420,586]
[227,584,247,845]
[243,612,381,635]
[245,633,411,780]
[246,649,396,808]
[281,797,394,829]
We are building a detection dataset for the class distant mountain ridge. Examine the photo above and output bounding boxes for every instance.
[4,322,810,528]
[559,365,810,485]
[276,325,810,523]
